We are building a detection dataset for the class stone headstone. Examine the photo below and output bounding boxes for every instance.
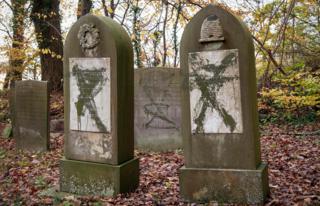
[179,5,269,204]
[134,67,182,151]
[50,119,64,133]
[9,83,16,138]
[14,80,49,152]
[60,15,139,196]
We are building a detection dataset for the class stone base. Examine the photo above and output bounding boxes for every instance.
[60,157,139,196]
[179,163,269,204]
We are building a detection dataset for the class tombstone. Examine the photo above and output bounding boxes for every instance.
[9,83,16,137]
[60,15,139,196]
[179,5,269,204]
[134,67,182,151]
[13,80,49,152]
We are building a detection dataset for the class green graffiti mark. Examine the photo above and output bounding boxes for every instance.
[189,51,238,133]
[143,103,178,129]
[142,74,178,130]
[72,63,108,132]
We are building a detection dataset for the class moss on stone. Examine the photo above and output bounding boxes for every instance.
[60,158,139,196]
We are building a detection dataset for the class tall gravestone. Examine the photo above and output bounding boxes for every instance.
[179,5,269,204]
[9,83,16,138]
[13,80,49,152]
[134,67,182,151]
[60,15,139,196]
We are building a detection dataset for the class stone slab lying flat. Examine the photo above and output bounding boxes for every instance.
[179,163,269,204]
[60,158,139,196]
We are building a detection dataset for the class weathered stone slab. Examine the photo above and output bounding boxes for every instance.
[60,158,139,196]
[9,84,16,137]
[66,131,112,162]
[179,163,269,204]
[50,119,64,132]
[189,50,242,134]
[134,68,182,151]
[14,80,49,152]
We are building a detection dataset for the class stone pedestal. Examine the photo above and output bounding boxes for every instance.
[60,158,139,196]
[179,163,269,204]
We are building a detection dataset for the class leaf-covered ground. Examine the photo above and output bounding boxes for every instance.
[0,123,319,206]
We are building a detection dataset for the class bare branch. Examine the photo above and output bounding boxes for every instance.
[1,0,13,11]
[252,35,286,75]
[0,21,12,39]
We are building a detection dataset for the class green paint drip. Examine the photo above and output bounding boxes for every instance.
[143,103,178,129]
[220,108,236,132]
[142,74,178,130]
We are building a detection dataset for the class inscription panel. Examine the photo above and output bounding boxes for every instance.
[69,58,111,133]
[67,131,112,162]
[189,49,243,134]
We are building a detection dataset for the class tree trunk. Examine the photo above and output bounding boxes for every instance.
[132,3,143,68]
[152,31,161,67]
[3,0,27,89]
[77,0,93,19]
[162,2,169,67]
[102,0,116,18]
[31,0,63,91]
[173,1,182,67]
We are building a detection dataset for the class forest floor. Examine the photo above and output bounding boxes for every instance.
[0,122,319,206]
[0,92,319,205]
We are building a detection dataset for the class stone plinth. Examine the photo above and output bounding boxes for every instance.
[179,163,269,204]
[60,158,139,196]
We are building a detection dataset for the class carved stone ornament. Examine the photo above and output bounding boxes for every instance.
[77,23,100,57]
[199,15,224,43]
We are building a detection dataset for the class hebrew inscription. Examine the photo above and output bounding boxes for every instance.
[69,131,112,161]
[70,58,111,133]
[189,49,243,134]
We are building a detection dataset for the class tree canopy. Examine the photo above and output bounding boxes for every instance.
[0,0,318,121]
